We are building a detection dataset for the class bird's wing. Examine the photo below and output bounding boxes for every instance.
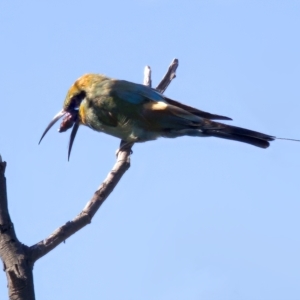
[113,80,200,125]
[112,80,164,104]
[111,80,274,148]
[113,80,232,121]
[163,98,232,121]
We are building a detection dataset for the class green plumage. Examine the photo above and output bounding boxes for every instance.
[39,73,276,159]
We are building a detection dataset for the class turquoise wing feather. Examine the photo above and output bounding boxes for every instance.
[111,80,232,121]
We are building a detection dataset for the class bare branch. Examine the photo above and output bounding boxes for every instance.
[29,147,132,262]
[0,160,9,228]
[0,160,36,300]
[143,66,152,87]
[155,58,179,93]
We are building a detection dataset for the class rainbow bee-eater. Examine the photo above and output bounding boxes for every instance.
[39,73,277,159]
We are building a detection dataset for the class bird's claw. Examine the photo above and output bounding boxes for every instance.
[116,141,134,157]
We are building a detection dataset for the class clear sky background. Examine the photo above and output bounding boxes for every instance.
[1,1,300,299]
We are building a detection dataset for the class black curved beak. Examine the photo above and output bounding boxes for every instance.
[68,119,79,161]
[39,110,67,144]
[39,109,80,161]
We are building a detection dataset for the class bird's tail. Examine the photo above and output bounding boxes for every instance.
[201,120,275,148]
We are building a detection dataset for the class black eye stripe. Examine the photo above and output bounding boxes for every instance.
[69,91,86,110]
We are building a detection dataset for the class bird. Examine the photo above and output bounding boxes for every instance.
[39,73,290,159]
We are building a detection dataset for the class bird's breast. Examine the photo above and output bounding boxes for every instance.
[79,103,159,142]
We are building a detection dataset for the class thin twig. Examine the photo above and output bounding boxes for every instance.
[143,66,152,87]
[0,161,9,226]
[155,58,179,93]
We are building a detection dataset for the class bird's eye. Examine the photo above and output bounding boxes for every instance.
[69,91,86,110]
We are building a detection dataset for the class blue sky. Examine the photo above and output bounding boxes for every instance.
[1,1,300,299]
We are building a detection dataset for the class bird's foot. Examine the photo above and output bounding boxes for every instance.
[116,141,134,157]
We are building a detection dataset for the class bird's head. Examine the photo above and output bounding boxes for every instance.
[39,75,92,160]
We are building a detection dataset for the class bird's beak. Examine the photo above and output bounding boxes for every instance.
[39,109,67,144]
[68,120,79,161]
[39,109,80,160]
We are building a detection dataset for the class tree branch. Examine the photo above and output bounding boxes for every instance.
[143,65,152,87]
[29,147,132,262]
[0,159,36,300]
[155,58,179,93]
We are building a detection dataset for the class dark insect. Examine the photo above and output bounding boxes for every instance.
[58,111,78,133]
